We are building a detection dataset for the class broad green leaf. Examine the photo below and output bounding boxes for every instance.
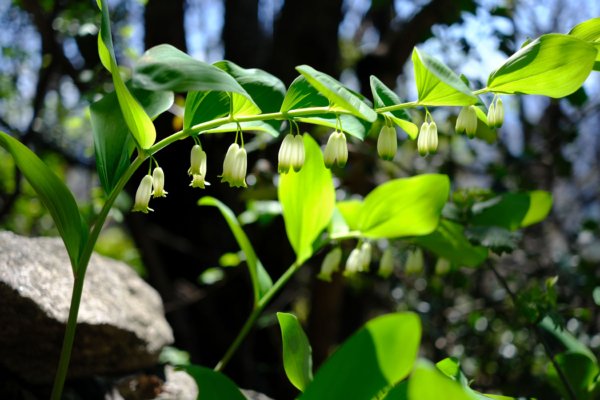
[296,65,377,123]
[183,91,230,129]
[547,352,599,400]
[408,360,477,400]
[569,18,600,42]
[336,200,363,232]
[370,76,418,139]
[300,313,421,400]
[357,175,450,239]
[487,34,598,98]
[132,45,251,96]
[176,365,246,400]
[329,207,350,235]
[198,197,273,304]
[384,381,409,400]
[0,131,86,271]
[277,313,313,392]
[412,48,478,106]
[90,85,173,194]
[281,75,329,112]
[279,134,335,265]
[97,32,111,72]
[414,220,488,268]
[295,113,372,140]
[99,0,156,149]
[540,317,597,362]
[463,226,521,255]
[436,357,461,379]
[470,191,552,231]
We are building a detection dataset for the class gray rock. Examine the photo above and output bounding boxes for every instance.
[0,231,174,384]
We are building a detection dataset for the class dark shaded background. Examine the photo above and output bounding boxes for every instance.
[1,0,599,399]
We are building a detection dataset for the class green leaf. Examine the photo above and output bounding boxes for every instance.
[540,316,597,363]
[184,91,230,129]
[198,196,272,304]
[278,134,335,265]
[470,191,552,231]
[0,131,86,271]
[569,18,600,42]
[98,0,156,149]
[357,175,450,239]
[90,85,173,194]
[295,65,377,123]
[463,226,521,255]
[277,313,313,392]
[436,357,461,379]
[384,381,409,400]
[329,207,350,236]
[487,34,598,98]
[412,48,478,106]
[281,75,329,112]
[132,45,251,96]
[176,365,246,400]
[547,352,599,400]
[336,200,363,232]
[414,220,488,267]
[408,360,477,400]
[300,313,421,400]
[370,76,418,140]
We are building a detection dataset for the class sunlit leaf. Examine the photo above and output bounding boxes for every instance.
[357,175,450,239]
[300,313,421,400]
[277,313,313,392]
[336,200,363,232]
[412,48,478,106]
[370,76,418,139]
[296,65,377,123]
[540,317,597,363]
[279,134,335,265]
[547,352,599,400]
[470,191,552,231]
[90,84,173,194]
[569,18,600,42]
[281,75,329,112]
[414,220,488,267]
[0,131,86,272]
[408,360,478,400]
[487,34,597,98]
[198,196,273,304]
[176,365,246,400]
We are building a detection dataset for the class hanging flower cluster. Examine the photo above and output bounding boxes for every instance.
[455,105,478,139]
[377,124,398,161]
[278,121,306,174]
[132,157,167,213]
[417,120,438,157]
[487,96,504,130]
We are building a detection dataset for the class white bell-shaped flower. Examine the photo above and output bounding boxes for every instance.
[290,134,305,172]
[466,105,478,139]
[278,134,294,174]
[344,248,361,275]
[494,97,504,129]
[151,167,167,198]
[379,248,394,278]
[337,132,348,167]
[317,247,342,282]
[378,126,397,161]
[455,107,469,135]
[417,122,430,157]
[323,132,348,168]
[230,147,248,188]
[405,247,423,275]
[360,242,372,272]
[190,174,206,189]
[221,143,239,183]
[427,122,438,155]
[132,175,153,214]
[188,145,204,176]
[435,258,451,275]
[487,103,496,130]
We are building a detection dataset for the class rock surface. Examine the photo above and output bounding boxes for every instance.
[0,231,174,384]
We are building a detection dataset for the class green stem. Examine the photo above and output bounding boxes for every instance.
[472,88,490,95]
[50,155,144,400]
[214,260,302,372]
[375,101,419,113]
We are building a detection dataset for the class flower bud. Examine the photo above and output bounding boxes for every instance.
[418,122,429,157]
[151,167,167,198]
[336,132,348,167]
[455,107,469,135]
[323,132,338,169]
[344,248,361,275]
[188,145,204,175]
[360,242,372,272]
[405,248,423,275]
[487,103,496,130]
[427,122,438,155]
[379,248,394,278]
[494,97,504,129]
[221,143,239,183]
[278,134,294,174]
[290,134,305,172]
[230,147,248,188]
[132,175,153,213]
[466,105,478,139]
[378,126,397,161]
[435,258,451,275]
[317,247,342,282]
